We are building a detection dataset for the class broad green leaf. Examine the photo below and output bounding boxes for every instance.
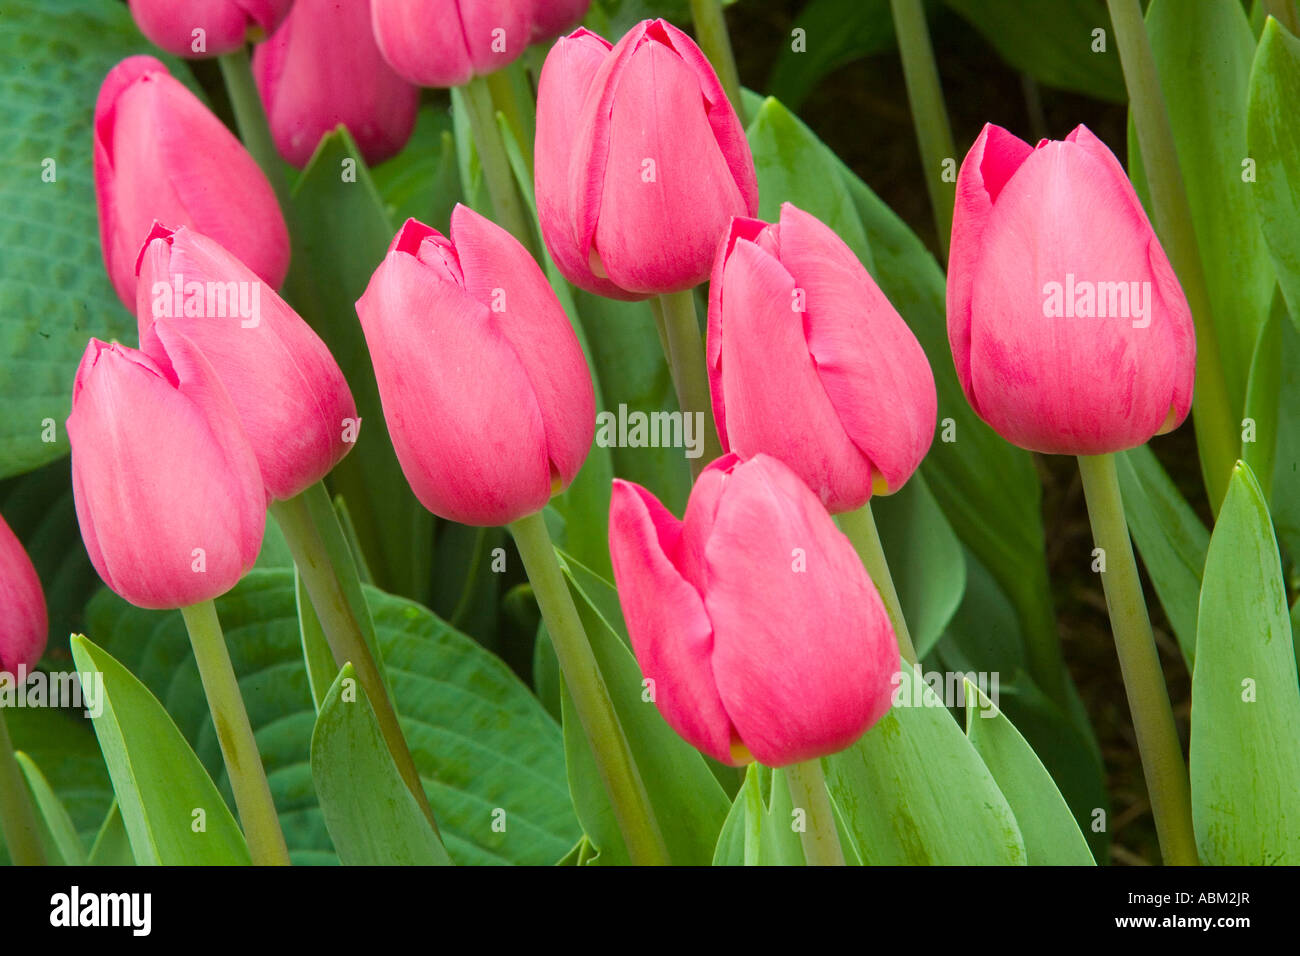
[14,751,86,865]
[283,129,433,603]
[1116,445,1210,669]
[1131,0,1273,410]
[554,551,731,865]
[964,682,1095,865]
[768,0,897,110]
[712,764,862,866]
[371,106,461,232]
[825,661,1026,864]
[943,0,1125,102]
[86,570,579,865]
[1191,462,1300,864]
[311,664,453,865]
[869,471,966,658]
[1242,298,1284,504]
[87,801,134,866]
[0,0,197,478]
[69,635,252,866]
[1248,17,1300,327]
[1270,317,1300,561]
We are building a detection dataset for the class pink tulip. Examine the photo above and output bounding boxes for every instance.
[369,0,532,88]
[94,56,289,311]
[356,206,595,526]
[0,516,47,675]
[610,453,897,768]
[948,124,1196,455]
[135,223,358,501]
[128,0,294,58]
[535,20,758,298]
[528,0,590,43]
[253,0,420,167]
[67,341,266,610]
[708,204,936,512]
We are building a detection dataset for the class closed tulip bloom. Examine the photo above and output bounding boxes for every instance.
[708,203,936,512]
[948,123,1196,455]
[356,206,595,526]
[0,516,47,675]
[370,0,533,88]
[94,56,290,311]
[535,20,758,298]
[136,223,358,501]
[610,453,897,768]
[528,0,589,43]
[254,0,419,167]
[67,341,266,610]
[129,0,294,58]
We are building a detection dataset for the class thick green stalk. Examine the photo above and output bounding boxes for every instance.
[657,290,724,477]
[784,760,845,866]
[461,75,536,252]
[690,0,746,125]
[1076,454,1198,866]
[837,503,919,667]
[1105,0,1236,514]
[218,48,290,208]
[508,511,669,865]
[180,601,291,866]
[271,484,439,835]
[888,0,956,261]
[0,707,45,865]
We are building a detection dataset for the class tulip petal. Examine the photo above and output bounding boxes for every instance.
[947,123,1033,414]
[0,516,47,674]
[370,0,473,87]
[716,238,875,511]
[703,455,897,767]
[707,217,769,453]
[129,0,248,58]
[609,479,737,765]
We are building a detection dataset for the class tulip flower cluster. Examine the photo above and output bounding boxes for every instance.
[8,0,1298,880]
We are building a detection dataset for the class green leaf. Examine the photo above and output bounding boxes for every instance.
[1242,297,1284,504]
[68,635,252,866]
[712,764,863,866]
[1132,0,1273,411]
[825,661,1026,864]
[283,129,433,603]
[585,0,693,35]
[1248,17,1300,327]
[554,551,731,865]
[768,0,897,110]
[14,751,87,865]
[870,471,966,658]
[1191,461,1300,864]
[0,0,199,478]
[86,570,578,865]
[1271,317,1300,560]
[295,567,336,712]
[943,0,1126,102]
[1116,445,1210,670]
[964,681,1095,865]
[371,106,462,233]
[87,801,134,866]
[310,664,453,865]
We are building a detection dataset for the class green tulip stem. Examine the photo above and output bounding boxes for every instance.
[218,47,291,210]
[461,75,536,254]
[785,759,845,866]
[689,0,746,125]
[508,511,670,866]
[0,706,46,865]
[1105,0,1236,515]
[838,503,919,667]
[888,0,956,261]
[270,483,440,836]
[179,600,291,866]
[486,68,534,173]
[657,290,724,478]
[1076,453,1198,866]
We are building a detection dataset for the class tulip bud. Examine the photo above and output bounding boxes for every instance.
[67,341,266,610]
[948,123,1196,455]
[609,453,897,768]
[528,0,590,44]
[535,20,758,298]
[94,56,290,311]
[708,204,937,512]
[128,0,293,58]
[135,223,358,501]
[253,0,420,167]
[0,516,47,675]
[356,206,595,526]
[370,0,534,88]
